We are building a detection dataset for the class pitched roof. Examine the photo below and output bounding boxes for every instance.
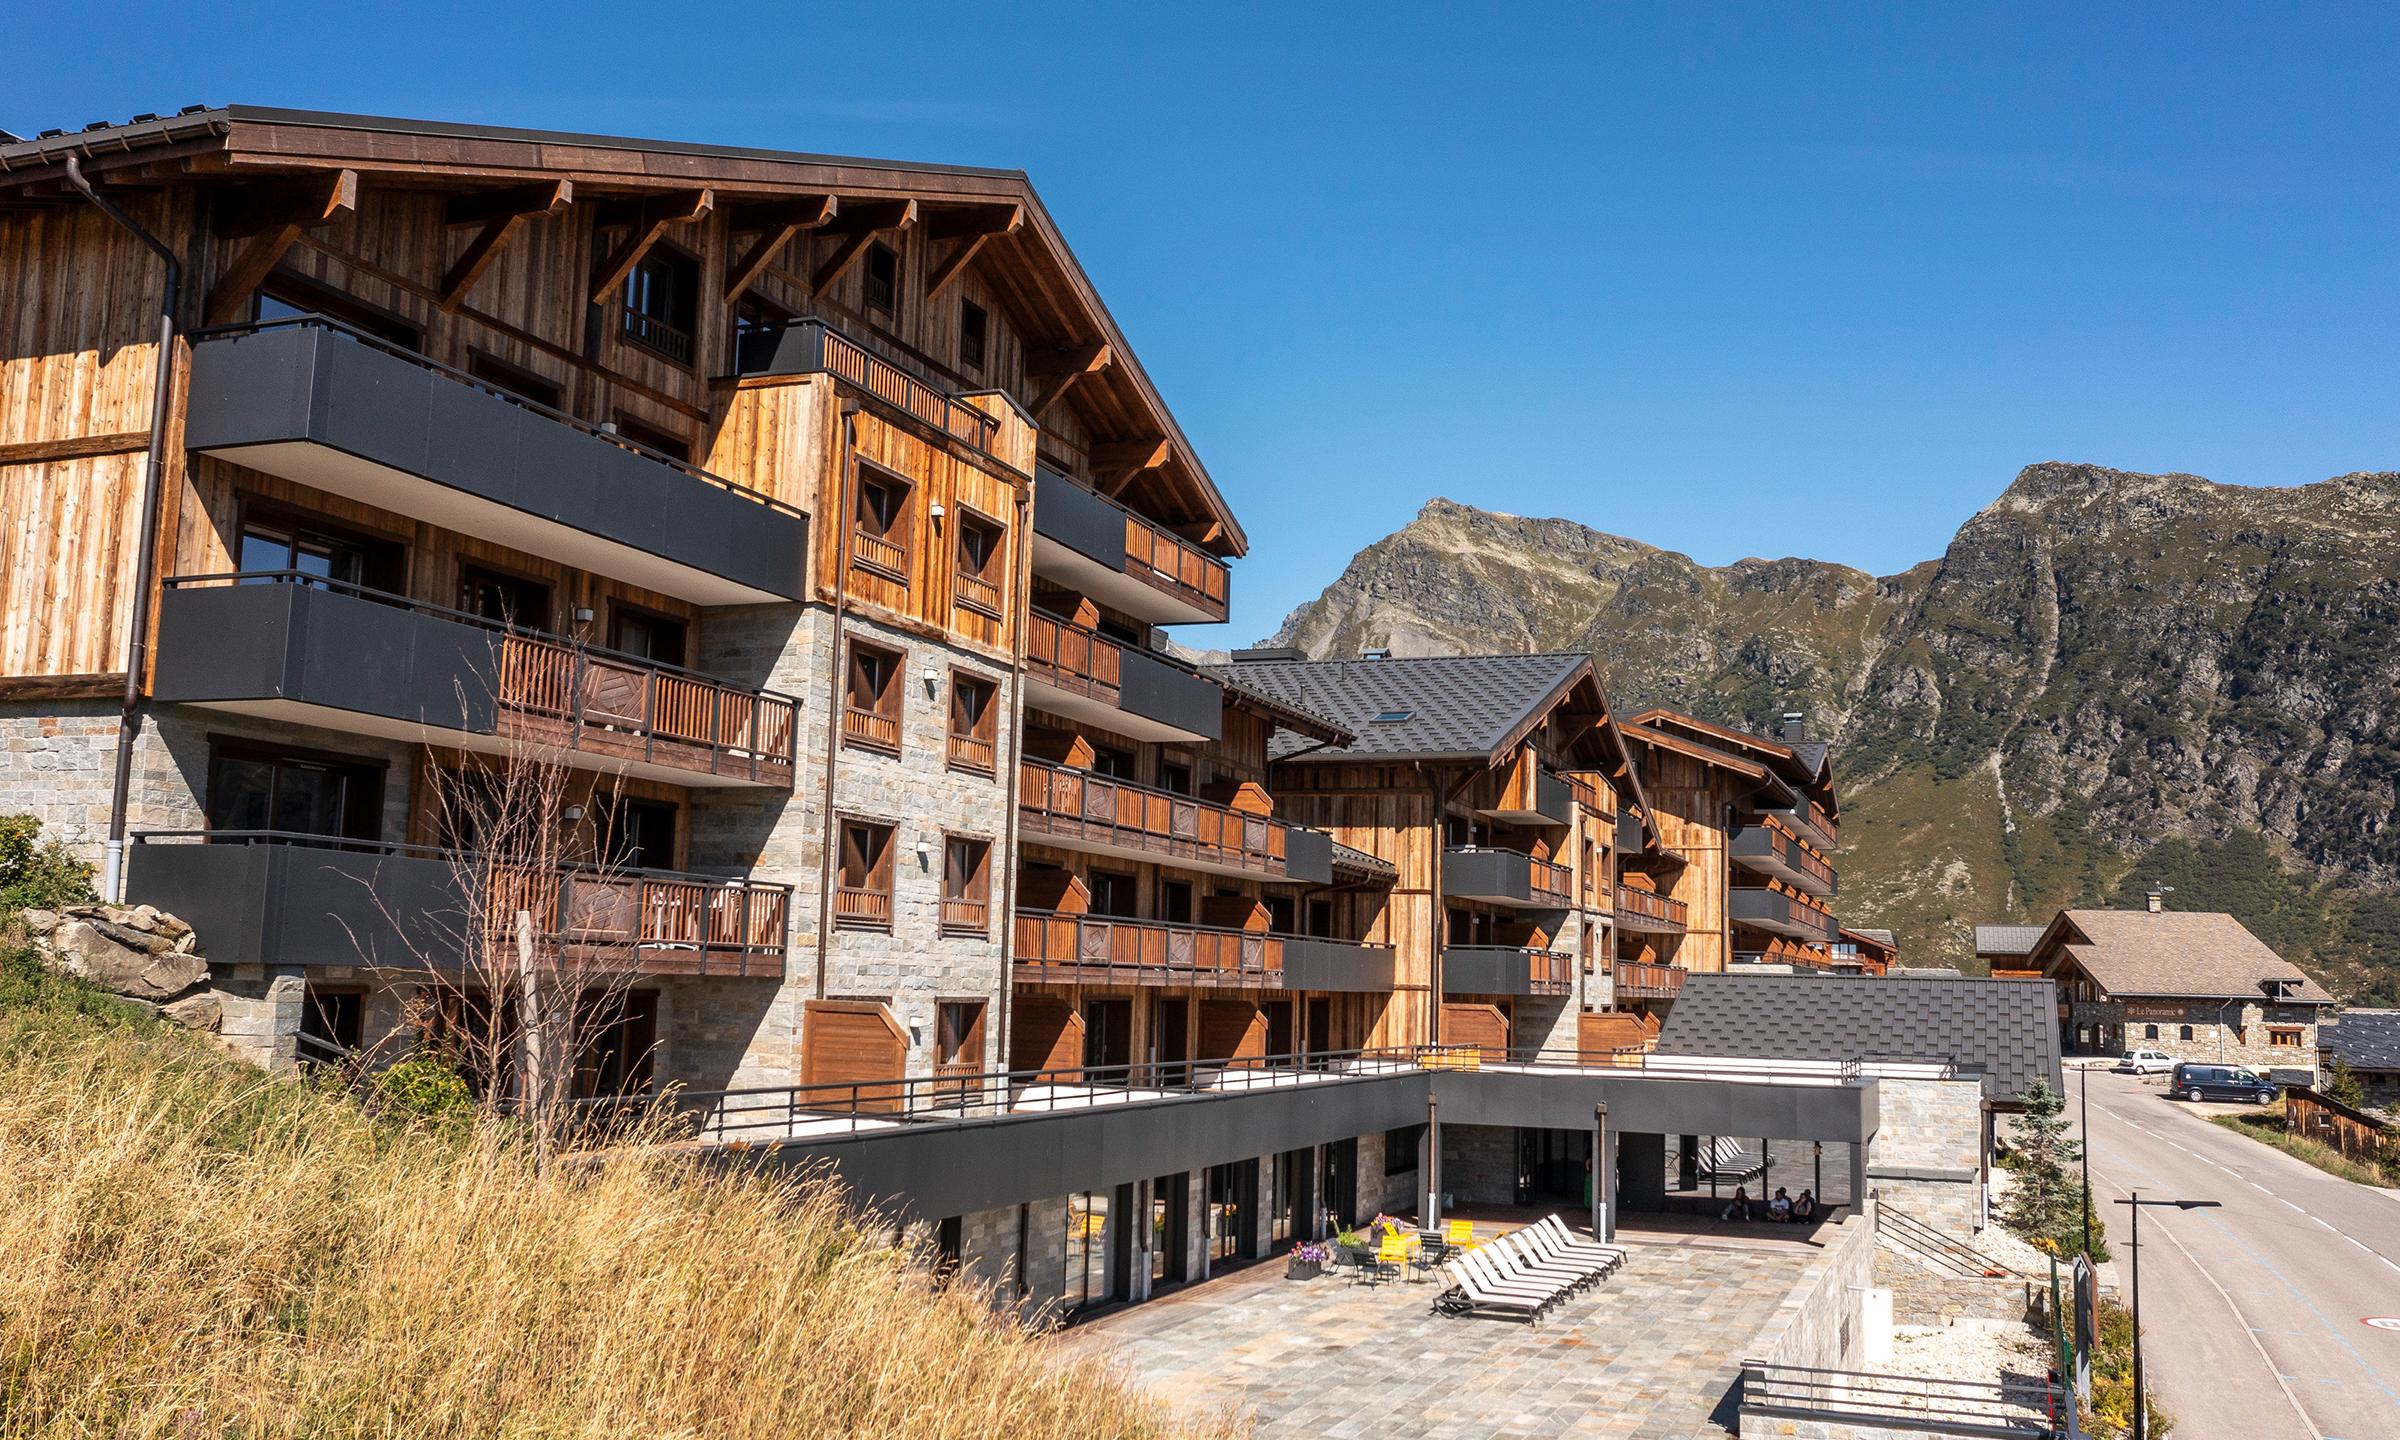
[1973,924,2047,958]
[2032,909,2335,1004]
[1618,722,1798,806]
[2322,1011,2400,1072]
[1209,653,1596,764]
[1844,927,1897,948]
[1654,974,2065,1100]
[1208,668,1353,747]
[1627,707,1836,804]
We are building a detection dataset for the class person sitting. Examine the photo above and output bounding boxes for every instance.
[1768,1187,1794,1222]
[1719,1186,1752,1222]
[1792,1189,1819,1222]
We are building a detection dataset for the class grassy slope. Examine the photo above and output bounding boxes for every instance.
[0,950,1230,1440]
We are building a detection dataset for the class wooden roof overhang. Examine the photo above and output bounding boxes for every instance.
[0,105,1244,556]
[1627,706,1837,813]
[1501,665,1660,853]
[1618,721,1801,811]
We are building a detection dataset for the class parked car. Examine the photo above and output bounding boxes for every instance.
[2115,1049,2175,1075]
[2170,1062,2280,1104]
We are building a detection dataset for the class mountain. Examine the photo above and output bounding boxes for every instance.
[1267,465,2400,995]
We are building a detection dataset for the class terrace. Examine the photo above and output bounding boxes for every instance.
[1017,760,1330,883]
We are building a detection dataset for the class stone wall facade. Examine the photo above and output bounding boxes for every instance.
[1747,1200,1876,1377]
[2110,999,2322,1075]
[0,700,119,859]
[1863,1076,1987,1235]
[1439,1121,1518,1207]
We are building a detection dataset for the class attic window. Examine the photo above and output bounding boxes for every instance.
[1371,710,1414,725]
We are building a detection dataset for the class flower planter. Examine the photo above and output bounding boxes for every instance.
[1285,1256,1324,1281]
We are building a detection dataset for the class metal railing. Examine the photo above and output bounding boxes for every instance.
[1443,943,1574,995]
[192,314,802,517]
[163,573,799,784]
[1738,1361,2065,1439]
[732,316,1002,451]
[1875,1202,2023,1280]
[1614,883,1689,930]
[1015,910,1282,986]
[1017,759,1288,875]
[1040,470,1230,620]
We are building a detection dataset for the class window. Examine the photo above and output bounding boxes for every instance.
[2269,1027,2304,1048]
[952,511,1005,616]
[207,741,384,842]
[1088,870,1139,919]
[2180,1025,2195,1041]
[1064,1190,1109,1313]
[572,990,658,1099]
[1385,1124,1425,1177]
[836,819,895,929]
[852,464,913,580]
[1159,760,1193,796]
[620,246,698,362]
[611,413,692,463]
[608,605,688,665]
[1306,897,1334,938]
[958,299,988,372]
[864,241,900,319]
[458,565,552,632]
[300,984,364,1065]
[732,294,794,370]
[257,273,421,350]
[235,507,404,593]
[947,672,997,774]
[936,999,987,1071]
[1158,879,1193,925]
[1371,710,1414,725]
[2143,1024,2159,1040]
[942,837,992,936]
[1090,744,1136,780]
[466,349,562,410]
[593,794,677,872]
[842,638,904,754]
[1264,894,1296,934]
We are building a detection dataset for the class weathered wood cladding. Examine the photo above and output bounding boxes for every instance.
[1624,746,1735,974]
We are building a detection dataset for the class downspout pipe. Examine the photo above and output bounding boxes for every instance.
[812,401,863,999]
[65,156,181,902]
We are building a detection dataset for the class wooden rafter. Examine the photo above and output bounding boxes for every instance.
[924,202,1023,303]
[202,168,359,324]
[588,189,715,305]
[439,179,572,312]
[1026,342,1112,421]
[1092,435,1170,496]
[805,199,918,298]
[723,194,837,302]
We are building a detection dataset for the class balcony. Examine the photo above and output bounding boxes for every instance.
[1766,799,1838,852]
[733,317,1003,455]
[1280,937,1398,993]
[1444,847,1573,908]
[1613,883,1690,934]
[1730,886,1840,943]
[1019,761,1328,883]
[185,316,807,605]
[126,832,789,978]
[1030,472,1230,626]
[1729,821,1837,896]
[1021,611,1223,743]
[1478,754,1575,826]
[1014,910,1281,988]
[1611,960,1685,1001]
[152,575,798,788]
[1441,945,1573,998]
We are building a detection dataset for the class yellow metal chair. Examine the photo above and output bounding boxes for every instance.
[1373,1232,1412,1285]
[1444,1218,1476,1249]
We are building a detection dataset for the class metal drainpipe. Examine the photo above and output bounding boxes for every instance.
[994,477,1032,1070]
[1418,762,1445,1047]
[64,156,182,903]
[811,402,862,998]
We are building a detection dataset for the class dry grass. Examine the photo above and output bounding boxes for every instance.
[0,955,1237,1439]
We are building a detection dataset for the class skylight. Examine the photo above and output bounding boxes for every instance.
[1371,710,1414,724]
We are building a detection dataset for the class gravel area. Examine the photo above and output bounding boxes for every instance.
[1972,1170,2056,1275]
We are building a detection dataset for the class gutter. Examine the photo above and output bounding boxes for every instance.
[811,402,862,998]
[63,156,180,902]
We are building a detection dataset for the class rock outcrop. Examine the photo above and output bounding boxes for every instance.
[16,903,214,1015]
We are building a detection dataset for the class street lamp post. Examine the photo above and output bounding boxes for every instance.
[2079,1064,2093,1257]
[2114,1192,2221,1440]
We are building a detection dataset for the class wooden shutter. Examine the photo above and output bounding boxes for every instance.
[1441,1003,1509,1060]
[1009,995,1083,1075]
[800,1000,907,1112]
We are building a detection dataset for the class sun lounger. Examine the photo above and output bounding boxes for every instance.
[1534,1214,1629,1266]
[1461,1244,1576,1306]
[1486,1230,1601,1291]
[1511,1226,1618,1283]
[1433,1260,1549,1322]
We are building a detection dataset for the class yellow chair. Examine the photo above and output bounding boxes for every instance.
[1373,1232,1411,1284]
[1445,1218,1475,1249]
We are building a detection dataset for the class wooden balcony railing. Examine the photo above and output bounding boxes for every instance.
[1561,771,1604,812]
[851,528,910,581]
[1614,883,1690,932]
[842,705,900,754]
[1018,760,1287,876]
[1014,910,1282,987]
[496,631,798,785]
[835,885,893,930]
[621,305,694,363]
[1611,960,1685,1000]
[953,569,1003,617]
[940,897,990,936]
[946,730,997,774]
[1528,855,1574,907]
[1024,610,1124,703]
[733,317,1002,452]
[1120,507,1229,622]
[484,861,789,978]
[1443,944,1575,997]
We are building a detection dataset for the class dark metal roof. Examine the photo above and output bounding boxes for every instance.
[1208,653,1594,764]
[1654,973,2065,1101]
[1973,924,2046,957]
[1328,841,1399,881]
[2321,1010,2400,1073]
[1207,668,1353,747]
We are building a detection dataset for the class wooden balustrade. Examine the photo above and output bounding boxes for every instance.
[1023,611,1123,702]
[1017,760,1286,875]
[835,885,893,929]
[482,864,787,978]
[815,323,1000,449]
[495,632,796,785]
[940,897,990,935]
[842,704,901,753]
[1528,947,1574,995]
[850,528,910,580]
[1013,910,1282,987]
[953,569,1003,617]
[1529,856,1574,906]
[1120,511,1229,621]
[1614,883,1690,931]
[1611,960,1685,1000]
[946,731,996,774]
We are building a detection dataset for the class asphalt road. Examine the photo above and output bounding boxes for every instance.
[2075,1067,2400,1440]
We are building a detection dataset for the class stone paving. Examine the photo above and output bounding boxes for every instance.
[1068,1219,1831,1440]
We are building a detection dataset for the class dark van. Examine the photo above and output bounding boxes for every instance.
[2170,1062,2278,1104]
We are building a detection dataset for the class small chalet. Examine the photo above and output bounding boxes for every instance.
[2026,897,2333,1069]
[2319,1010,2400,1110]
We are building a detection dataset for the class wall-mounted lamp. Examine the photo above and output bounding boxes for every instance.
[921,664,943,694]
[914,837,934,867]
[572,606,595,625]
[562,804,586,823]
[928,500,947,525]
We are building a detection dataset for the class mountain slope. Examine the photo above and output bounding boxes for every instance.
[1269,465,2400,991]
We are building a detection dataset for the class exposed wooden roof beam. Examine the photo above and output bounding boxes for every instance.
[439,179,572,312]
[723,194,837,302]
[587,188,714,305]
[1091,435,1171,495]
[924,202,1022,302]
[1027,342,1112,421]
[202,168,358,324]
[806,198,918,299]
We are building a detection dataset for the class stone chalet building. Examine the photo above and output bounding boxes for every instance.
[2024,901,2333,1070]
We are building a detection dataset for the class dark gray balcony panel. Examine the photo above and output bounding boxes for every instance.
[1616,809,1643,852]
[1031,470,1129,570]
[1444,847,1560,908]
[1117,649,1223,741]
[153,581,497,732]
[1284,828,1334,886]
[185,323,808,605]
[1535,769,1574,825]
[127,840,467,971]
[1441,946,1561,996]
[1282,938,1395,993]
[1730,824,1838,896]
[1730,887,1840,942]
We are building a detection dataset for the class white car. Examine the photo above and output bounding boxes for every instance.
[2115,1049,2174,1075]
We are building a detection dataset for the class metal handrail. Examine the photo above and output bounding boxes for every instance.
[127,828,783,890]
[186,313,804,517]
[729,315,1001,449]
[1738,1360,2064,1438]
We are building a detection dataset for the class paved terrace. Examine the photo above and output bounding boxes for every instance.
[1069,1218,1833,1440]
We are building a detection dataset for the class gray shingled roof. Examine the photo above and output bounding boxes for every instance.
[1973,924,2046,958]
[1207,668,1354,746]
[2321,1011,2400,1073]
[1207,653,1591,763]
[2040,910,2336,1004]
[1328,840,1399,881]
[1654,974,2065,1101]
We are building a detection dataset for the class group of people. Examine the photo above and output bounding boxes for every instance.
[1718,1185,1816,1224]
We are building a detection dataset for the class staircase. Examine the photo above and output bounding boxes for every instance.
[1874,1202,2024,1280]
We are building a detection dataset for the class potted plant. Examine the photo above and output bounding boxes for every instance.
[1286,1241,1330,1280]
[1332,1227,1369,1270]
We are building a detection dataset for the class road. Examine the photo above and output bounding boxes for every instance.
[2075,1067,2400,1440]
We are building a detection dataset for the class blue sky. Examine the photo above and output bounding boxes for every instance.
[16,3,2397,646]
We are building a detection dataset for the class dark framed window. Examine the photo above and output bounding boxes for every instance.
[836,819,896,930]
[205,739,385,842]
[594,793,678,872]
[466,349,563,410]
[1385,1124,1425,1176]
[573,990,659,1099]
[946,672,997,775]
[620,245,699,362]
[256,272,422,350]
[1090,744,1136,781]
[864,241,900,318]
[1158,760,1193,796]
[958,299,988,372]
[942,836,992,936]
[852,463,913,580]
[1088,870,1139,919]
[458,565,552,632]
[611,413,692,463]
[1158,879,1193,925]
[608,604,688,665]
[300,983,364,1063]
[732,293,795,369]
[936,998,987,1069]
[842,638,904,755]
[952,511,1005,617]
[235,503,405,593]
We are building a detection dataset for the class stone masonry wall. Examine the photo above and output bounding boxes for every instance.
[2124,1001,2321,1075]
[1864,1076,1986,1236]
[1747,1200,1876,1381]
[1440,1122,1518,1207]
[0,701,119,860]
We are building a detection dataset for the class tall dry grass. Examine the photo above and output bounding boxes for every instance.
[0,957,1237,1439]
